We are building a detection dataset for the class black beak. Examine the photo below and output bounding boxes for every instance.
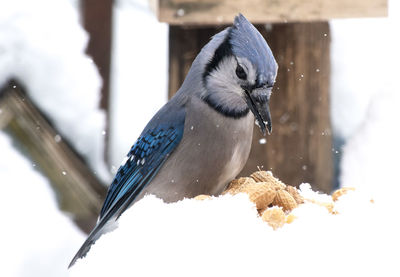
[243,88,272,136]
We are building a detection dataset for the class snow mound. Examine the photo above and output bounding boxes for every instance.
[70,185,400,277]
[0,132,85,277]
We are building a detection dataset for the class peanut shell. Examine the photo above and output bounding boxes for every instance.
[262,207,286,230]
[250,171,286,190]
[223,177,256,195]
[194,194,211,201]
[285,185,304,204]
[257,181,285,191]
[306,198,336,214]
[286,213,297,224]
[272,189,298,212]
[332,187,356,201]
[238,183,277,210]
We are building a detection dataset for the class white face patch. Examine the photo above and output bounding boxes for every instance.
[236,56,256,86]
[204,56,257,96]
[201,55,258,117]
[205,56,243,97]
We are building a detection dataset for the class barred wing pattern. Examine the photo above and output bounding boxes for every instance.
[100,125,183,220]
[69,110,185,268]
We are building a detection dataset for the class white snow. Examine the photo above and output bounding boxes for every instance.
[331,0,400,198]
[0,132,85,277]
[0,0,110,182]
[1,0,400,276]
[70,186,400,277]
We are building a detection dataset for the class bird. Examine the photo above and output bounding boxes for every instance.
[69,13,277,268]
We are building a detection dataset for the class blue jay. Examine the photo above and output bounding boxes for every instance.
[69,14,277,267]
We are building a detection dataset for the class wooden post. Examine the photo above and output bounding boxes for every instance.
[81,0,113,162]
[157,0,387,25]
[159,0,386,192]
[0,81,107,233]
[168,26,226,98]
[241,22,333,193]
[168,23,333,192]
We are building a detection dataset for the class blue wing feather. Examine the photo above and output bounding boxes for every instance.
[68,104,186,268]
[100,124,184,220]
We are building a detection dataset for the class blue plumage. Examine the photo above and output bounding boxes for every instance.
[99,125,184,220]
[230,14,276,86]
[68,104,185,268]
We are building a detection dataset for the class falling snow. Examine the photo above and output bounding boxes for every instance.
[176,8,185,17]
[259,138,267,144]
[54,134,62,143]
[1,0,400,276]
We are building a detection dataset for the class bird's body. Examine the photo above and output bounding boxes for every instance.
[69,14,277,268]
[140,95,254,202]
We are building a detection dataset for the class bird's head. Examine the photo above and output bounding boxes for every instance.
[200,14,278,135]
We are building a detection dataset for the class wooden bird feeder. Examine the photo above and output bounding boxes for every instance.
[153,0,387,193]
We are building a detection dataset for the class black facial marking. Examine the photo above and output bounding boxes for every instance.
[203,94,249,119]
[203,30,233,82]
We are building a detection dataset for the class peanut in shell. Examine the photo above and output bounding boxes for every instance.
[332,187,356,201]
[285,185,304,204]
[272,189,298,212]
[194,194,211,201]
[261,207,286,230]
[223,177,256,195]
[250,171,286,190]
[238,183,276,210]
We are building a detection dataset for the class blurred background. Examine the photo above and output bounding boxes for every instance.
[0,0,398,275]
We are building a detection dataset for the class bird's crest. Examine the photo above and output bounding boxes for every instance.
[229,14,276,78]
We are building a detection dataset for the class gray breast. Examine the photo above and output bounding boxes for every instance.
[138,97,254,203]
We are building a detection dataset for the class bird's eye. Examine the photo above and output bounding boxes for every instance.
[236,64,247,80]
